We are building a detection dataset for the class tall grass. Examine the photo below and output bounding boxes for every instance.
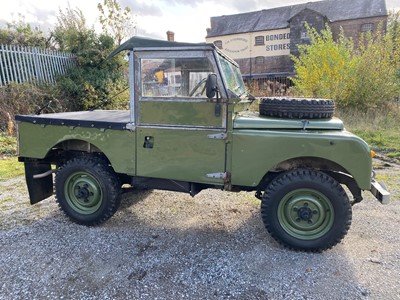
[336,105,400,156]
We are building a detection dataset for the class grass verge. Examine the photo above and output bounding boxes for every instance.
[336,106,400,157]
[0,133,17,156]
[0,157,24,181]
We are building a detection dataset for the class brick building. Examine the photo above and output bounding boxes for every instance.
[205,0,388,93]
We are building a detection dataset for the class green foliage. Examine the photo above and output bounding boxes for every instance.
[0,15,48,48]
[98,0,135,45]
[291,24,356,105]
[0,83,61,134]
[336,106,400,155]
[346,24,399,108]
[53,7,129,111]
[0,133,17,157]
[292,14,400,110]
[52,8,96,53]
[388,11,400,67]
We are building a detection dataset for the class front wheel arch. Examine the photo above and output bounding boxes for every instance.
[257,157,362,202]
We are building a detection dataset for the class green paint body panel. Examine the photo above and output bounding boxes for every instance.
[231,128,372,189]
[17,110,372,190]
[139,100,223,127]
[136,127,225,184]
[234,112,344,130]
[17,122,136,175]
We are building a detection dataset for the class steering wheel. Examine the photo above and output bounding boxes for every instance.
[189,77,207,97]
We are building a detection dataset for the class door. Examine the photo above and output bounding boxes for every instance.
[135,51,227,185]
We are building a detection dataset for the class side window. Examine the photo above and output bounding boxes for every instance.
[140,57,214,98]
[214,40,223,49]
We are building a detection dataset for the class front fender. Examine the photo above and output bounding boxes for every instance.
[231,129,372,190]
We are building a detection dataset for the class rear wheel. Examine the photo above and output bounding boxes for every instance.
[55,156,121,225]
[261,169,352,251]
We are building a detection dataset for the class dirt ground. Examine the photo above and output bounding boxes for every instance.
[0,158,399,300]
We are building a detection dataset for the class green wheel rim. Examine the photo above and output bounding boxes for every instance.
[277,188,334,240]
[64,171,103,215]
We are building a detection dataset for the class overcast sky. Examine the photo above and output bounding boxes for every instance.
[0,0,399,43]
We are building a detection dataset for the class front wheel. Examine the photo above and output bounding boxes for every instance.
[261,169,352,251]
[55,156,121,225]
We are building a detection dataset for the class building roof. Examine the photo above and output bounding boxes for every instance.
[207,0,387,37]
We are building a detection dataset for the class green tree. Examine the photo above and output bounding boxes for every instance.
[52,8,96,53]
[53,7,129,111]
[291,24,356,106]
[292,18,400,109]
[0,15,48,48]
[97,0,135,45]
[347,24,399,108]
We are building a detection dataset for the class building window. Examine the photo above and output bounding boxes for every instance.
[301,31,310,40]
[255,36,264,45]
[214,40,223,49]
[255,56,265,65]
[361,23,374,32]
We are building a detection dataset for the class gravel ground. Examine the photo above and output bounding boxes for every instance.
[0,159,399,300]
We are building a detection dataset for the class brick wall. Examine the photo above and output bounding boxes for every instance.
[289,9,328,56]
[330,16,388,46]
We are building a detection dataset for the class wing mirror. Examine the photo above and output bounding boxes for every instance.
[206,73,218,99]
[206,73,221,117]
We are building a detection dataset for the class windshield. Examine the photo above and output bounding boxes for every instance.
[217,53,246,98]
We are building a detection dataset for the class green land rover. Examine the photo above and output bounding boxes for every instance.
[15,37,389,251]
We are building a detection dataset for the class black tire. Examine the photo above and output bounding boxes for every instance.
[259,97,334,119]
[260,169,352,252]
[55,156,121,225]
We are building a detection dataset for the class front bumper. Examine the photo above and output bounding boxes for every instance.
[370,180,390,204]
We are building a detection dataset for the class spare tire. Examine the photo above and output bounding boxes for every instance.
[259,97,335,119]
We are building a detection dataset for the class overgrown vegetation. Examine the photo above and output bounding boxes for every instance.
[0,1,134,133]
[292,11,400,109]
[0,133,17,156]
[0,15,50,48]
[336,106,400,158]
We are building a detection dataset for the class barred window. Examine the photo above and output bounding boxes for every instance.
[214,40,223,49]
[301,31,310,40]
[255,36,264,45]
[361,23,374,32]
[255,56,265,65]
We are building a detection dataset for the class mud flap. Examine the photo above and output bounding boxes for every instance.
[24,161,53,204]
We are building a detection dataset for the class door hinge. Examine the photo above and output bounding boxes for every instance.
[206,172,226,179]
[125,123,135,131]
[207,133,227,140]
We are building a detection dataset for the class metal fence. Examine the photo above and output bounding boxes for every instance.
[244,75,294,97]
[0,44,75,86]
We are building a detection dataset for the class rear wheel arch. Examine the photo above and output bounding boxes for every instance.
[46,139,111,166]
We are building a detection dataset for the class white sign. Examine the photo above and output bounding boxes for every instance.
[206,28,291,59]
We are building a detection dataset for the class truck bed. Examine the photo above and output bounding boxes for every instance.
[15,110,131,130]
